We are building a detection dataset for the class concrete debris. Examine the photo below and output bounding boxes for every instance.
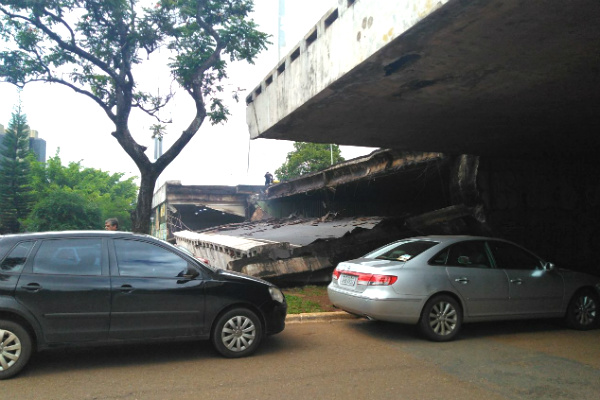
[174,216,396,285]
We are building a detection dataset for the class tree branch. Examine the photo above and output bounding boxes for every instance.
[154,100,207,173]
[43,77,117,122]
[1,7,120,83]
[192,1,226,83]
[133,91,175,122]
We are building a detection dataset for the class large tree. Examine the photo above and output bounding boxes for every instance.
[26,153,139,231]
[275,142,344,181]
[0,105,34,233]
[0,0,269,233]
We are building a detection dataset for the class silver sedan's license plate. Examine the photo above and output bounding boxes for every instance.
[339,273,358,288]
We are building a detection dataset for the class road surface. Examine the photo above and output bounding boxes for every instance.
[4,318,599,400]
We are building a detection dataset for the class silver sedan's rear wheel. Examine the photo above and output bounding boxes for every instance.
[566,289,599,330]
[211,308,263,358]
[0,320,33,380]
[419,295,462,342]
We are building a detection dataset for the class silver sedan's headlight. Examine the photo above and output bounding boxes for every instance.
[269,287,285,303]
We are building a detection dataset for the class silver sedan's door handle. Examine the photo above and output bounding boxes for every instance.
[22,283,42,292]
[120,284,134,293]
[510,279,523,285]
[454,277,469,284]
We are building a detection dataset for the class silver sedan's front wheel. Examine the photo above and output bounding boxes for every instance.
[566,289,599,330]
[212,308,263,358]
[0,320,32,380]
[419,295,462,342]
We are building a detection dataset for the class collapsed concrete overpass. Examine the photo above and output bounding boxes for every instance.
[246,0,600,157]
[242,0,600,276]
[162,0,600,282]
[151,182,263,241]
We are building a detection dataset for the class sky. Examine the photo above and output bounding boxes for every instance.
[0,0,377,188]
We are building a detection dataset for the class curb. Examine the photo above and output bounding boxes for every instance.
[285,311,358,323]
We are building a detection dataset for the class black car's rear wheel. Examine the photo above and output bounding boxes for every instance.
[0,320,33,380]
[211,308,263,358]
[419,295,462,342]
[566,289,599,330]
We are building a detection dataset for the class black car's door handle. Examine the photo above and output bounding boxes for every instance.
[510,279,523,285]
[21,283,42,292]
[454,277,469,284]
[120,284,134,293]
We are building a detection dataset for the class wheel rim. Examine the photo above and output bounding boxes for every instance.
[221,315,256,352]
[428,301,458,336]
[573,294,597,326]
[0,328,22,372]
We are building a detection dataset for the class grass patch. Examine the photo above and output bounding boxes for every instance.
[283,285,332,314]
[285,294,323,314]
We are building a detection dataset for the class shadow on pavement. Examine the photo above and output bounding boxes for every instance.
[345,317,570,343]
[23,339,216,378]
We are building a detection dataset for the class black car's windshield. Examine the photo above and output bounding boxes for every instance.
[367,240,439,262]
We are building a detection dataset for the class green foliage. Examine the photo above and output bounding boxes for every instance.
[150,124,167,140]
[284,294,323,314]
[25,153,138,232]
[25,189,103,232]
[0,105,34,233]
[275,142,345,181]
[154,0,270,122]
[0,0,269,233]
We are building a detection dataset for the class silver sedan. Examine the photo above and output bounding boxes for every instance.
[327,236,600,341]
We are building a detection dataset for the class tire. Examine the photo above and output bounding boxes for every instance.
[419,295,463,342]
[0,320,33,380]
[211,308,263,358]
[565,289,599,330]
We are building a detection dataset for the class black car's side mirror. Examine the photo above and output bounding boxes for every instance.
[177,266,200,280]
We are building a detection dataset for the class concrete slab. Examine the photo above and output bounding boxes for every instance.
[247,0,600,157]
[211,216,382,246]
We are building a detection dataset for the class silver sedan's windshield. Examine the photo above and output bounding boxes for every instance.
[367,240,439,262]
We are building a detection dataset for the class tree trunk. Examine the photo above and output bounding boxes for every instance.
[131,170,158,234]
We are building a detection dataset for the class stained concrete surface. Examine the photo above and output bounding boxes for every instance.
[212,216,382,246]
[248,0,600,158]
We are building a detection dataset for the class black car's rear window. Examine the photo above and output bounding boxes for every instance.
[0,241,36,273]
[33,238,103,276]
[366,240,439,262]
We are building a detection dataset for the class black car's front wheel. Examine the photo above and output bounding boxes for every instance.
[212,308,263,358]
[0,319,33,380]
[419,295,463,342]
[566,289,599,330]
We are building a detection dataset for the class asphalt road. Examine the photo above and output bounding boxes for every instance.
[4,318,600,400]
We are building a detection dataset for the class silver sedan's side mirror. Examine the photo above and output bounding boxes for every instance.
[543,262,555,271]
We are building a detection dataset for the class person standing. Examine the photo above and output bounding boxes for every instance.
[264,172,274,186]
[104,218,119,231]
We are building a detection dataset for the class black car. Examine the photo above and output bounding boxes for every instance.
[0,231,287,379]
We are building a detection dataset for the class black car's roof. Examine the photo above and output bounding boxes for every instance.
[0,230,154,242]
